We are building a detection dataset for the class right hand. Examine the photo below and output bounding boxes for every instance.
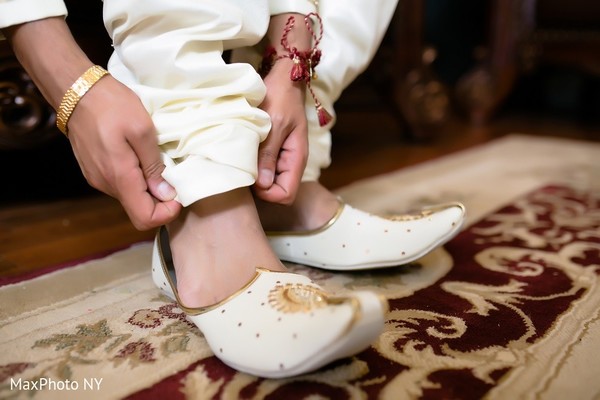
[67,75,182,230]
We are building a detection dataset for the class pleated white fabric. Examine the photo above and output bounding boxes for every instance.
[0,0,67,32]
[103,0,272,206]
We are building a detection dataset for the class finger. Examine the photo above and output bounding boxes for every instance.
[255,134,306,204]
[126,116,177,202]
[255,166,300,204]
[255,180,294,204]
[117,163,182,230]
[256,128,285,189]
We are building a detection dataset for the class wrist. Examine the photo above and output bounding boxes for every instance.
[7,17,94,109]
[56,65,110,136]
[260,12,331,127]
[267,13,312,53]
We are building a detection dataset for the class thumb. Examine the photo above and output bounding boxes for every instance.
[146,162,177,201]
[127,125,177,202]
[256,134,282,189]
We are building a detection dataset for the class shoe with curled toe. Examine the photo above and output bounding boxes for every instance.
[267,201,466,270]
[152,227,388,378]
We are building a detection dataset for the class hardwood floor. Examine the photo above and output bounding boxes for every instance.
[1,105,598,280]
[323,111,600,189]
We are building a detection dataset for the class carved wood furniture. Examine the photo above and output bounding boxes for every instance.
[0,53,58,149]
[390,0,450,140]
[0,0,111,150]
[456,0,600,125]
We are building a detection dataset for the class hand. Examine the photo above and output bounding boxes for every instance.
[4,18,181,230]
[254,13,312,204]
[254,59,309,204]
[68,76,182,230]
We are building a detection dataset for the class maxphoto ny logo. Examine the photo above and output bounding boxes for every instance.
[11,377,103,391]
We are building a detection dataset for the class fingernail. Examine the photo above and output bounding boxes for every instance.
[157,180,176,201]
[259,169,274,187]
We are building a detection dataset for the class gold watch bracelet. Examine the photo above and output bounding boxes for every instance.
[56,65,109,136]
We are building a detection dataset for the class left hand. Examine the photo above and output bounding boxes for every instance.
[253,58,309,204]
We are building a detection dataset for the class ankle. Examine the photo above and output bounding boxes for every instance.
[166,188,286,308]
[256,182,340,231]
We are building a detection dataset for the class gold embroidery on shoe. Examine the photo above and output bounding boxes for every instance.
[384,202,465,221]
[385,208,434,221]
[268,283,328,313]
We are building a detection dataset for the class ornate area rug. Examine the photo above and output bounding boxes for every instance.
[1,134,599,399]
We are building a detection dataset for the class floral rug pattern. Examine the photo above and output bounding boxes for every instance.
[1,135,599,399]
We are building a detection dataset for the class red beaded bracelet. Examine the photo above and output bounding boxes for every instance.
[260,13,333,127]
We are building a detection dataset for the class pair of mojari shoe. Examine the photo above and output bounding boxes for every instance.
[152,200,465,378]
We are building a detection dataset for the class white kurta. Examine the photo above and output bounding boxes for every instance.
[1,0,398,206]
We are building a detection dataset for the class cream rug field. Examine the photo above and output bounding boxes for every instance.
[1,134,599,399]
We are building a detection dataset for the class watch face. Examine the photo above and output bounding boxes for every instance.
[72,78,91,97]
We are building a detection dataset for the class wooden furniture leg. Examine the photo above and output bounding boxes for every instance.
[392,0,450,140]
[455,0,533,125]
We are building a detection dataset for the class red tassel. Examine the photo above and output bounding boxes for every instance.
[290,57,306,81]
[290,53,313,82]
[317,105,333,126]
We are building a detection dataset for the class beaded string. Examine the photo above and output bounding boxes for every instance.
[260,13,333,126]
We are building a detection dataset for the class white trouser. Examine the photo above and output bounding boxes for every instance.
[103,0,398,206]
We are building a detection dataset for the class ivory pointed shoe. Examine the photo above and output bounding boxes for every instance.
[151,227,388,379]
[267,201,466,270]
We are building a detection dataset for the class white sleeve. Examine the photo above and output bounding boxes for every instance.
[268,0,316,16]
[0,0,67,30]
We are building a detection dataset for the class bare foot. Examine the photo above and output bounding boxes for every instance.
[167,188,286,308]
[255,181,341,232]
